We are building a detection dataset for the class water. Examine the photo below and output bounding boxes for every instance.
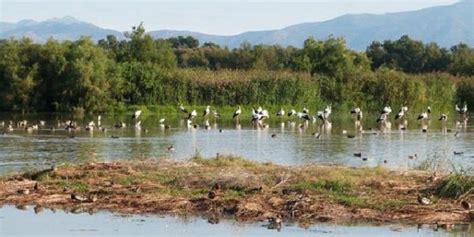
[0,205,471,237]
[0,113,473,174]
[0,113,472,236]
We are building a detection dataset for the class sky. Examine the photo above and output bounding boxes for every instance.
[0,0,461,35]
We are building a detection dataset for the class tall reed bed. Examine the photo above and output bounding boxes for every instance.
[123,68,461,114]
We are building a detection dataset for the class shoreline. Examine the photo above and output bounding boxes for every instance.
[0,156,472,226]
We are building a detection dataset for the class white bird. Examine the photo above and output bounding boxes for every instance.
[297,112,311,121]
[456,104,468,114]
[417,112,428,120]
[276,108,285,117]
[395,109,405,120]
[188,110,197,120]
[179,104,188,114]
[350,107,361,114]
[132,110,142,119]
[203,105,211,117]
[251,109,259,122]
[233,106,241,119]
[251,108,269,123]
[351,107,363,121]
[439,113,448,122]
[159,118,166,124]
[427,106,431,114]
[323,105,332,118]
[212,110,221,119]
[381,106,392,115]
[316,105,332,123]
[317,111,326,123]
[302,107,309,114]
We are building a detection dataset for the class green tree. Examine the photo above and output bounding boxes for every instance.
[449,43,474,76]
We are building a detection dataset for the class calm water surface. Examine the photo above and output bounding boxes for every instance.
[0,112,473,236]
[0,112,473,174]
[0,205,472,237]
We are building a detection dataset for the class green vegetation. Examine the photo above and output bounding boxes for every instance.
[435,174,474,199]
[1,23,472,113]
[58,180,90,193]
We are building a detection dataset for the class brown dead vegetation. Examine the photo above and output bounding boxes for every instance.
[0,156,472,226]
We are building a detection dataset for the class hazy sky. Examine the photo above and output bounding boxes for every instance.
[1,0,460,35]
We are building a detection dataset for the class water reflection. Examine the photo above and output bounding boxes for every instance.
[0,205,471,237]
[0,113,472,174]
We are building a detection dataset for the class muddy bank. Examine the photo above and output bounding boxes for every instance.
[0,156,472,226]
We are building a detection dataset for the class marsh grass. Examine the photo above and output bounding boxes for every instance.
[57,180,90,193]
[436,174,474,198]
[191,154,259,168]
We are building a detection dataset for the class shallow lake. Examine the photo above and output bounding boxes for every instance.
[0,112,473,174]
[0,111,473,236]
[0,205,472,237]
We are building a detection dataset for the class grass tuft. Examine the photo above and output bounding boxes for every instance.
[191,155,258,168]
[435,174,474,198]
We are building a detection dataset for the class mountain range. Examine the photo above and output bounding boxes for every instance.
[1,1,472,50]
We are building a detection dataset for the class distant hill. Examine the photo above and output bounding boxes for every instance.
[149,1,473,50]
[0,16,123,42]
[1,1,473,50]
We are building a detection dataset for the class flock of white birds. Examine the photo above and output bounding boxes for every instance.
[0,103,468,134]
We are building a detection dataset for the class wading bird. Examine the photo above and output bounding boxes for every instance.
[297,112,311,121]
[395,106,408,120]
[203,105,211,117]
[297,111,311,129]
[287,109,296,117]
[456,103,468,115]
[316,105,332,124]
[179,104,188,114]
[350,107,363,121]
[251,107,269,127]
[456,103,468,121]
[233,106,241,120]
[132,110,142,119]
[417,111,428,120]
[276,108,285,117]
[381,106,392,115]
[350,107,361,115]
[188,110,197,120]
[439,113,448,122]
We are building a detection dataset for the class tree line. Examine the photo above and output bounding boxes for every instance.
[0,23,472,114]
